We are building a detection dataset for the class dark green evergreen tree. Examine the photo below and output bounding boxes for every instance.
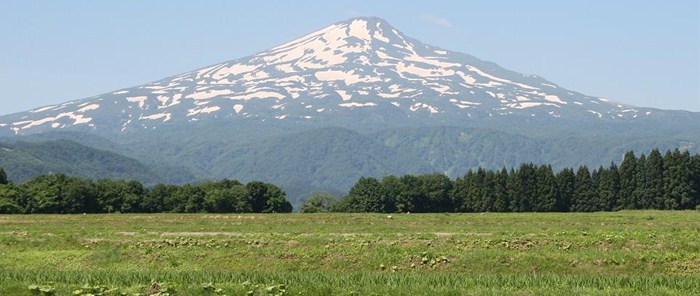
[510,164,537,212]
[618,151,638,209]
[633,153,648,209]
[572,166,595,212]
[534,165,558,212]
[555,168,575,212]
[597,163,620,211]
[589,168,603,211]
[451,172,469,212]
[492,168,510,212]
[645,149,665,209]
[692,154,700,209]
[479,171,496,212]
[506,168,522,212]
[0,167,8,185]
[662,149,695,209]
[469,168,486,212]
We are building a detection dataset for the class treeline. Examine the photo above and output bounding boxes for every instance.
[0,171,292,214]
[306,149,700,213]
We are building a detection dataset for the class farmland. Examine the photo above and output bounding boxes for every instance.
[1,211,699,295]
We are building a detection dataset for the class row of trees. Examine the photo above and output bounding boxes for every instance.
[3,148,699,214]
[0,171,292,214]
[305,149,700,213]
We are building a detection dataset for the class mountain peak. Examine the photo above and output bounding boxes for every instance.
[0,17,670,136]
[337,16,398,32]
[336,16,390,26]
[263,16,408,59]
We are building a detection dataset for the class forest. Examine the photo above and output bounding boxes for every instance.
[1,149,699,214]
[309,149,700,213]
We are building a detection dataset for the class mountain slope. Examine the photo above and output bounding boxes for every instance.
[2,17,695,137]
[0,140,166,184]
[200,127,431,187]
[372,126,700,174]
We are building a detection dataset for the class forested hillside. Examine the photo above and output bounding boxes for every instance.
[0,140,169,184]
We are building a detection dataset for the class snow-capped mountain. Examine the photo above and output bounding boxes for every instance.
[0,17,692,135]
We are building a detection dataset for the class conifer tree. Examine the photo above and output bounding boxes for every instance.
[633,153,648,209]
[691,154,700,209]
[492,168,510,212]
[457,168,485,212]
[0,167,7,185]
[506,168,522,212]
[572,166,595,212]
[645,149,664,209]
[555,167,575,212]
[618,151,638,209]
[450,174,467,212]
[510,164,537,212]
[589,167,603,212]
[597,163,620,211]
[535,165,558,212]
[691,154,700,210]
[662,149,695,209]
[478,171,495,212]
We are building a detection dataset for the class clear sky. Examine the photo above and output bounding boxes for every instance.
[1,0,698,115]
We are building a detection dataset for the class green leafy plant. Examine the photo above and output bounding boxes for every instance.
[28,284,56,295]
[242,281,287,296]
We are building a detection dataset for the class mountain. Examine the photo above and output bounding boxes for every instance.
[0,140,171,184]
[2,17,697,136]
[0,17,697,208]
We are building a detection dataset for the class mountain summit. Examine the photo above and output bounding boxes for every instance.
[0,17,675,136]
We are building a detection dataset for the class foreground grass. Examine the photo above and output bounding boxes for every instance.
[1,211,699,295]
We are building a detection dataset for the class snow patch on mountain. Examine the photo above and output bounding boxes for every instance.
[0,17,662,135]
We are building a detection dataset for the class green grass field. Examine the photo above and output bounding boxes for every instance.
[1,211,699,295]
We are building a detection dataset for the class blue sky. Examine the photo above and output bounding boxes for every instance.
[1,0,698,114]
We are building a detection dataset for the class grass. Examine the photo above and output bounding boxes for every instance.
[1,211,699,295]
